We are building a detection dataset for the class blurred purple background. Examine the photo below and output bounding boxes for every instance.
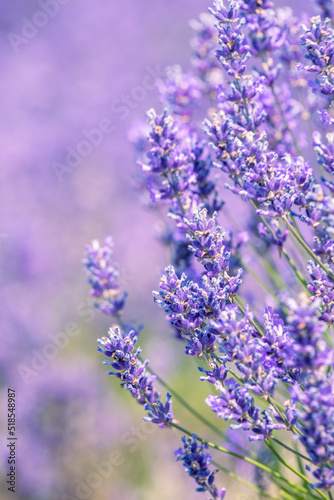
[0,1,309,499]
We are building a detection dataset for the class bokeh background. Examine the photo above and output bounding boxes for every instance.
[0,1,309,499]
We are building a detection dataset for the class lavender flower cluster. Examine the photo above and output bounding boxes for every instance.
[84,0,334,498]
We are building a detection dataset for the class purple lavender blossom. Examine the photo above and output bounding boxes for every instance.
[175,434,226,498]
[98,325,173,426]
[210,304,289,394]
[153,209,243,357]
[206,378,285,441]
[153,264,228,356]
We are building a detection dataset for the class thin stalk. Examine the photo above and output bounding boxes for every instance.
[212,460,282,500]
[117,318,229,446]
[240,258,277,299]
[228,367,245,384]
[274,479,306,500]
[265,439,328,500]
[140,355,251,455]
[146,363,224,438]
[272,438,311,463]
[293,440,312,495]
[248,199,309,290]
[250,241,285,290]
[287,239,310,280]
[234,293,264,330]
[170,421,317,497]
[233,295,264,337]
[170,172,185,217]
[290,215,305,244]
[281,247,310,290]
[284,216,334,281]
[267,396,291,428]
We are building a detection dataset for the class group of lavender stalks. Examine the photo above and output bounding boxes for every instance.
[83,1,334,498]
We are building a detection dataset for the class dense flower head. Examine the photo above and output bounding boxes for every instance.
[83,237,127,315]
[153,206,247,361]
[198,360,229,384]
[261,307,291,368]
[207,120,314,218]
[184,208,231,277]
[211,304,289,394]
[209,0,251,78]
[153,264,232,356]
[139,108,187,191]
[301,183,334,232]
[240,1,285,57]
[175,434,226,498]
[139,108,222,223]
[206,378,285,441]
[143,392,174,426]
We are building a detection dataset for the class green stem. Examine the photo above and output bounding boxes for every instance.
[248,199,309,290]
[293,440,312,495]
[146,363,224,438]
[290,215,305,243]
[281,247,310,290]
[265,439,328,500]
[240,258,277,299]
[170,421,315,497]
[274,479,306,500]
[272,438,311,463]
[284,217,334,281]
[212,460,282,500]
[170,172,185,216]
[250,241,285,290]
[117,317,231,448]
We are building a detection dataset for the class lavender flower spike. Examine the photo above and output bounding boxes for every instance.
[83,236,127,316]
[175,434,226,499]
